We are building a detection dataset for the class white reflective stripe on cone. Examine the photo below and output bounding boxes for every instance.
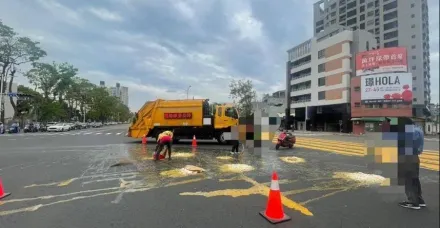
[270,180,280,191]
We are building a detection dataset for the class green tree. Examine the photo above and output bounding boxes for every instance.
[24,62,59,100]
[229,79,256,117]
[16,85,43,119]
[0,21,46,122]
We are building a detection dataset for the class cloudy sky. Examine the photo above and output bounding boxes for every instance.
[0,0,438,111]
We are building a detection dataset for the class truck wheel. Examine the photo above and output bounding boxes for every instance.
[275,144,280,150]
[216,133,227,145]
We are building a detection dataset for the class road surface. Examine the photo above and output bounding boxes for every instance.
[0,125,438,228]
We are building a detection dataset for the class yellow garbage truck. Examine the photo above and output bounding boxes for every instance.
[128,99,239,144]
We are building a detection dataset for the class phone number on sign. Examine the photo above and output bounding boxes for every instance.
[364,87,400,92]
[164,113,193,119]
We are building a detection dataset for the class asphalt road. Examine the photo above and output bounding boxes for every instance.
[297,133,439,151]
[0,125,439,228]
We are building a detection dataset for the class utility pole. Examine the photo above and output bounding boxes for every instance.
[186,85,191,99]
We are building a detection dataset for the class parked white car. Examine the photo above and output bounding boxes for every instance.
[47,123,69,132]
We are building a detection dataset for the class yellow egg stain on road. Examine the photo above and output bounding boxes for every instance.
[0,175,208,217]
[216,156,233,160]
[219,164,254,173]
[279,156,305,164]
[160,165,206,178]
[180,174,314,216]
[23,171,140,188]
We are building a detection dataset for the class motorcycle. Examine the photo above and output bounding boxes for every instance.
[275,132,296,150]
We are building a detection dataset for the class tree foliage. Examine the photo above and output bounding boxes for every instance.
[0,21,130,124]
[229,79,256,117]
[0,20,46,122]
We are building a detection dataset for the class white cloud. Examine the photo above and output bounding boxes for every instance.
[87,7,124,22]
[36,0,83,26]
[173,1,195,20]
[230,10,263,42]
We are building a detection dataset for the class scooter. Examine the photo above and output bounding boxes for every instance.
[275,132,296,150]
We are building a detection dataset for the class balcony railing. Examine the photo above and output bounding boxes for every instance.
[291,86,311,92]
[291,73,311,80]
[291,60,311,69]
[291,99,311,104]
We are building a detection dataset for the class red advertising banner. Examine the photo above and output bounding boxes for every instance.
[355,47,408,76]
[164,113,193,119]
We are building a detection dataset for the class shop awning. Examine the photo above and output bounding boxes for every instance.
[351,117,398,124]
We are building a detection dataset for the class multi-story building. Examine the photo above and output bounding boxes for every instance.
[313,0,431,117]
[99,81,105,88]
[109,83,129,107]
[252,90,286,117]
[286,27,376,132]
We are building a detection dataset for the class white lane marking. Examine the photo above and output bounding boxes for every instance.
[96,133,102,135]
[8,138,16,141]
[116,132,122,135]
[106,133,112,135]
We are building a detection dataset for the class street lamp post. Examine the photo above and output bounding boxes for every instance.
[186,85,191,99]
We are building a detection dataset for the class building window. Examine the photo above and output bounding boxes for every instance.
[384,21,398,30]
[412,56,416,60]
[354,86,361,92]
[411,24,415,28]
[366,41,370,50]
[331,19,336,24]
[384,31,398,40]
[318,63,326,73]
[360,14,365,21]
[367,11,374,17]
[366,104,373,108]
[367,19,374,26]
[412,35,416,38]
[355,102,361,107]
[412,45,416,49]
[347,1,356,9]
[412,76,416,80]
[360,5,365,12]
[413,98,417,102]
[384,40,398,47]
[413,87,417,91]
[347,18,357,26]
[373,104,383,108]
[411,14,415,18]
[367,2,374,8]
[318,91,326,100]
[318,49,325,59]
[411,3,415,8]
[412,66,416,70]
[318,77,326,86]
[383,1,398,11]
[384,11,398,21]
[360,23,365,29]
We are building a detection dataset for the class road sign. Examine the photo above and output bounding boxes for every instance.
[8,93,17,97]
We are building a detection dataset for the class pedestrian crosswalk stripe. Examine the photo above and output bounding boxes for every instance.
[272,133,439,171]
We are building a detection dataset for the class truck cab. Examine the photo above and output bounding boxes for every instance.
[212,103,239,144]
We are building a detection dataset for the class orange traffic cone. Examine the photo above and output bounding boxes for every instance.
[191,135,197,147]
[0,177,11,200]
[141,135,147,144]
[259,171,291,224]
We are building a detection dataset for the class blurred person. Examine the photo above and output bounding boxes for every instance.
[155,130,173,161]
[398,117,425,210]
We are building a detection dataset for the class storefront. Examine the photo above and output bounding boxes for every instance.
[351,117,398,135]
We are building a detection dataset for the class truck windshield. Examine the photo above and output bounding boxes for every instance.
[225,107,238,119]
